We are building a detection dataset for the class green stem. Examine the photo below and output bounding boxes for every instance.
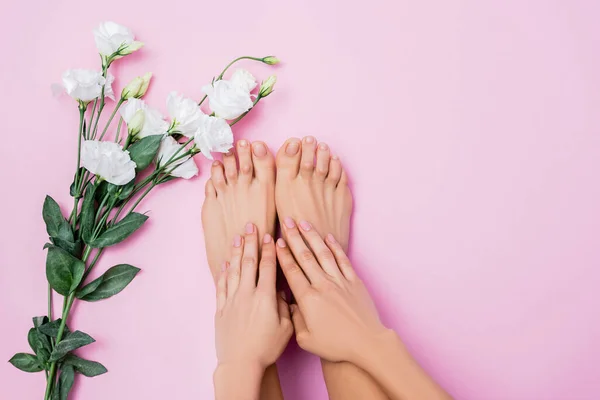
[115,118,123,143]
[86,99,98,140]
[199,56,264,106]
[91,66,108,139]
[230,96,262,127]
[128,183,155,214]
[47,284,52,321]
[123,133,134,149]
[81,248,104,282]
[98,98,124,141]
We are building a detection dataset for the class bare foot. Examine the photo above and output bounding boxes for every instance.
[202,139,276,283]
[275,136,352,250]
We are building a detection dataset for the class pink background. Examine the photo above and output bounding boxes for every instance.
[1,0,599,399]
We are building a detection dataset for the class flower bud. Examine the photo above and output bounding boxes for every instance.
[262,56,280,65]
[119,41,144,56]
[121,73,152,100]
[258,75,277,98]
[128,108,145,137]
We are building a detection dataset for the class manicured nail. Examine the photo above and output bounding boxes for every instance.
[285,141,300,155]
[332,155,339,161]
[326,233,337,244]
[253,142,267,157]
[279,291,287,301]
[284,217,296,229]
[319,143,328,151]
[299,220,312,231]
[277,238,287,248]
[304,136,315,143]
[238,139,248,147]
[233,235,242,247]
[212,161,220,167]
[245,223,254,234]
[263,233,272,243]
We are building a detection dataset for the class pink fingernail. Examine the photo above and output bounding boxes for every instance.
[245,223,254,234]
[299,220,312,231]
[326,233,337,244]
[277,238,287,248]
[284,217,296,229]
[233,235,242,247]
[263,233,272,243]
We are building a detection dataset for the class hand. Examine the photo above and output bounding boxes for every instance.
[215,223,293,370]
[276,217,389,364]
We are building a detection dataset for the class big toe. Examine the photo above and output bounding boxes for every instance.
[251,141,275,182]
[276,137,302,178]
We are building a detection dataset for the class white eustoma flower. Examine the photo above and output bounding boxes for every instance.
[166,92,203,137]
[120,98,169,138]
[201,69,256,119]
[156,136,198,179]
[93,21,143,58]
[104,73,116,101]
[194,114,234,160]
[62,69,106,103]
[81,140,136,185]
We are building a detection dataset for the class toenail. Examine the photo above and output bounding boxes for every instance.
[277,238,287,248]
[233,235,242,247]
[332,155,339,161]
[245,223,255,234]
[284,217,296,229]
[304,136,315,143]
[302,162,312,169]
[239,140,248,147]
[225,151,233,156]
[326,233,337,244]
[319,143,328,150]
[242,164,251,173]
[212,161,220,167]
[285,141,300,155]
[299,220,312,231]
[253,142,267,157]
[263,233,272,243]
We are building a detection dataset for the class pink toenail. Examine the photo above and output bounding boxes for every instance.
[299,220,312,231]
[326,234,337,244]
[245,223,254,234]
[253,142,267,157]
[319,143,328,150]
[332,155,339,161]
[263,233,272,243]
[284,217,296,229]
[277,238,287,248]
[239,140,248,147]
[285,141,299,155]
[212,161,220,167]
[304,136,315,143]
[233,235,242,247]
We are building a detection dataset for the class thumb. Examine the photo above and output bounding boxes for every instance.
[290,304,309,338]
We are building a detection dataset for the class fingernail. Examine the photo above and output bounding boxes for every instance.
[326,233,337,243]
[279,291,287,301]
[233,235,242,247]
[239,139,248,148]
[285,141,300,155]
[245,223,254,234]
[319,143,328,151]
[277,238,287,248]
[299,220,312,231]
[304,136,315,143]
[263,233,272,243]
[284,217,296,229]
[253,142,267,157]
[212,161,220,167]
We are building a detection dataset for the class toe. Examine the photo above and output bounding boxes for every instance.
[237,139,253,181]
[315,142,330,180]
[326,155,342,186]
[222,150,238,183]
[299,136,317,178]
[204,178,216,198]
[276,137,302,178]
[211,160,227,191]
[251,141,275,182]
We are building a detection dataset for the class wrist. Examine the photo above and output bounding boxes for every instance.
[214,361,265,400]
[352,328,407,370]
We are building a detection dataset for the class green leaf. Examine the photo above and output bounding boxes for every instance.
[63,354,107,377]
[52,237,83,258]
[49,331,95,362]
[80,183,97,244]
[43,196,74,242]
[128,134,163,171]
[69,167,85,198]
[58,365,75,400]
[77,264,140,301]
[46,246,85,296]
[89,213,148,248]
[118,179,135,200]
[39,319,70,338]
[33,316,49,328]
[9,353,42,372]
[158,175,178,185]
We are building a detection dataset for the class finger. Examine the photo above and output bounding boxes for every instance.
[240,223,259,290]
[281,217,327,283]
[216,263,228,312]
[276,238,311,298]
[277,292,291,322]
[290,304,309,339]
[325,233,357,281]
[257,234,277,292]
[297,220,344,280]
[227,234,244,296]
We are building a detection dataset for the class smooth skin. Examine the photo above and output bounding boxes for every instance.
[276,217,453,400]
[213,224,293,400]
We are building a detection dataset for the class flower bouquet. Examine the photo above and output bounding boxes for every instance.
[8,21,278,400]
